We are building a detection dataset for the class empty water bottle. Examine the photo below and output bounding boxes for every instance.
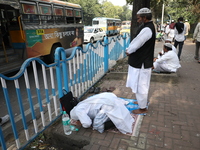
[62,111,72,135]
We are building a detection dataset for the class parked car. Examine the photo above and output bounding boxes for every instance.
[84,26,106,43]
[120,25,130,35]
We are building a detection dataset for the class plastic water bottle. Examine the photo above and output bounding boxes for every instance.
[62,111,72,135]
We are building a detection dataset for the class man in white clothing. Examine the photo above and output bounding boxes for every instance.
[157,39,177,59]
[153,43,181,73]
[70,92,134,134]
[126,7,156,114]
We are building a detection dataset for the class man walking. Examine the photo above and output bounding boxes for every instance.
[174,17,186,60]
[193,20,200,63]
[126,7,156,114]
[184,19,190,40]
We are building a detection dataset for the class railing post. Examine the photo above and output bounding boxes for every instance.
[55,47,63,99]
[104,36,109,73]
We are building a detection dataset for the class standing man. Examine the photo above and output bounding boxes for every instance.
[193,21,200,63]
[184,19,190,40]
[126,8,156,114]
[169,20,176,41]
[174,17,186,60]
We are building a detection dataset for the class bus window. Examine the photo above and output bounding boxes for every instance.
[93,20,99,25]
[39,4,53,24]
[54,6,64,24]
[21,3,39,25]
[74,10,82,24]
[40,5,51,15]
[66,9,74,23]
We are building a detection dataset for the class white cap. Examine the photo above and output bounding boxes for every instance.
[164,43,172,49]
[185,19,188,22]
[137,8,151,15]
[171,20,174,22]
[165,39,172,42]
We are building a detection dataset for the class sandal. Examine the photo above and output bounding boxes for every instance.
[101,87,108,92]
[94,87,101,94]
[0,114,9,126]
[107,87,116,92]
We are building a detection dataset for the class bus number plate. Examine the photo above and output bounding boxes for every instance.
[36,29,44,35]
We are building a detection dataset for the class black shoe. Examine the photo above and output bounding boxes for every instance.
[89,87,95,93]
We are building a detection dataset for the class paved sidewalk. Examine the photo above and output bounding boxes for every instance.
[42,39,200,150]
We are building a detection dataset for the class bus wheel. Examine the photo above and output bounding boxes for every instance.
[44,44,60,64]
[90,37,94,43]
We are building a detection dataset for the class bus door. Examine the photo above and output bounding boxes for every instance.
[0,3,25,64]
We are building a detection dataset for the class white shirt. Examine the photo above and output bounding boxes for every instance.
[165,24,170,34]
[155,50,181,72]
[174,23,186,42]
[126,27,152,54]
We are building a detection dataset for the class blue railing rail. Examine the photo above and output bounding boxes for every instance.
[0,34,130,150]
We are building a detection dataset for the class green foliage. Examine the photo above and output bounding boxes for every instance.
[65,0,132,25]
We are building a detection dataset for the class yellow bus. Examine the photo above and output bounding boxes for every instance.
[0,0,84,73]
[121,20,131,26]
[92,17,121,36]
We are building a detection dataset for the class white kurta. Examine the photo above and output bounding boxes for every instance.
[126,26,153,109]
[70,92,134,134]
[157,45,177,59]
[154,50,181,72]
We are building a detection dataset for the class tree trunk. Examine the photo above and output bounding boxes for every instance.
[131,0,150,40]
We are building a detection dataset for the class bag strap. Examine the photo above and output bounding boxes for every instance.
[62,89,69,95]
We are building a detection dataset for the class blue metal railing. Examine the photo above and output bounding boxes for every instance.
[0,34,130,150]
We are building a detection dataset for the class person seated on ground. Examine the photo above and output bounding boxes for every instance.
[0,114,9,126]
[70,92,134,134]
[157,38,177,59]
[153,43,181,73]
[156,30,164,41]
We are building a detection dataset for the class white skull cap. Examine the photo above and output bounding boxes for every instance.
[137,8,151,15]
[165,39,172,42]
[164,43,172,49]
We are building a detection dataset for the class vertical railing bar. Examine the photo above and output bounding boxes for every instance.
[14,79,30,141]
[42,65,52,122]
[32,61,45,127]
[0,78,20,149]
[24,69,38,133]
[49,67,58,117]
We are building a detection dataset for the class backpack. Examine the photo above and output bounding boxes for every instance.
[59,90,79,116]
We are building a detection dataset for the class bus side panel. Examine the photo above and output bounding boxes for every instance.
[108,26,115,35]
[9,30,26,49]
[25,27,83,58]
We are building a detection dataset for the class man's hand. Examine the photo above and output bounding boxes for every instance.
[193,39,196,43]
[126,51,130,56]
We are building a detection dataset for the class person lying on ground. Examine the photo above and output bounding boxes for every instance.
[70,92,134,134]
[153,43,181,73]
